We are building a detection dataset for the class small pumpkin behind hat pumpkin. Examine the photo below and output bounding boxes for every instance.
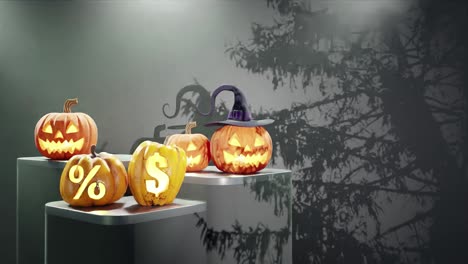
[165,121,210,172]
[34,98,98,160]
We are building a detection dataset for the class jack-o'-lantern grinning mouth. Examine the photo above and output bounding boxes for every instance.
[223,151,269,167]
[38,138,84,154]
[186,155,202,167]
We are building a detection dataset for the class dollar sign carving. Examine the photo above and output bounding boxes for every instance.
[145,153,169,196]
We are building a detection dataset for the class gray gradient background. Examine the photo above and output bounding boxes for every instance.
[1,1,287,263]
[1,0,465,263]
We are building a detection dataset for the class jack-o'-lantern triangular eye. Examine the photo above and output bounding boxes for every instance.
[66,123,79,134]
[187,142,197,151]
[42,123,53,134]
[228,133,241,147]
[254,135,265,147]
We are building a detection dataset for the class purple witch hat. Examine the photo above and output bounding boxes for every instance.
[197,85,274,127]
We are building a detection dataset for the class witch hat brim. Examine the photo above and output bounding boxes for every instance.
[201,85,275,127]
[205,118,274,127]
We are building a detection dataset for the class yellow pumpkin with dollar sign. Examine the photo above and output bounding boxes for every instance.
[128,141,187,206]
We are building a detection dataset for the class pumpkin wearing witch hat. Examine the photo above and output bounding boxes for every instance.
[195,85,274,174]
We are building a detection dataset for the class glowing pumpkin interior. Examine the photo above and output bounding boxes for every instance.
[144,152,169,197]
[38,121,84,155]
[222,131,269,166]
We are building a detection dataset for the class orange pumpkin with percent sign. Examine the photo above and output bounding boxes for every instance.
[59,145,128,207]
[128,141,186,206]
[165,121,210,172]
[34,98,98,160]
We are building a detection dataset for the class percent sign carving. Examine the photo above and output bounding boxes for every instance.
[68,165,106,200]
[145,153,169,197]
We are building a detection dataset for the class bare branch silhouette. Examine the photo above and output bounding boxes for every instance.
[162,0,467,263]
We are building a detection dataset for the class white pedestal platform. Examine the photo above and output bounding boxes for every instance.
[180,166,293,264]
[45,196,207,264]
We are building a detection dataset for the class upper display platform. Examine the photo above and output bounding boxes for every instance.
[17,157,291,186]
[185,166,291,186]
[17,155,132,168]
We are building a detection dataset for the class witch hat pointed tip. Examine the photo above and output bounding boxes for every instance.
[205,85,274,127]
[228,87,252,122]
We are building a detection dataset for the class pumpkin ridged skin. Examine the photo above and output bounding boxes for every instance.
[128,141,187,206]
[166,135,210,171]
[59,151,128,207]
[211,126,272,174]
[34,98,98,160]
[165,122,210,172]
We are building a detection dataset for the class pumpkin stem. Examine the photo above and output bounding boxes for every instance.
[185,121,197,134]
[91,145,98,157]
[95,180,103,191]
[63,98,78,113]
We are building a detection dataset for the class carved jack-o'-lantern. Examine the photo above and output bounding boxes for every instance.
[34,98,98,160]
[165,121,210,172]
[211,126,272,174]
[59,145,128,207]
[128,141,187,206]
[185,84,275,174]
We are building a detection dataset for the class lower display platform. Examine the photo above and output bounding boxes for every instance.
[17,156,132,264]
[45,196,207,264]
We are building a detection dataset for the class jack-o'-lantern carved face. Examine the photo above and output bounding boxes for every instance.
[210,126,272,174]
[186,142,201,165]
[34,98,98,160]
[165,122,210,172]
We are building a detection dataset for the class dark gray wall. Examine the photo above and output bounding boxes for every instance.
[1,1,280,263]
[2,0,467,263]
